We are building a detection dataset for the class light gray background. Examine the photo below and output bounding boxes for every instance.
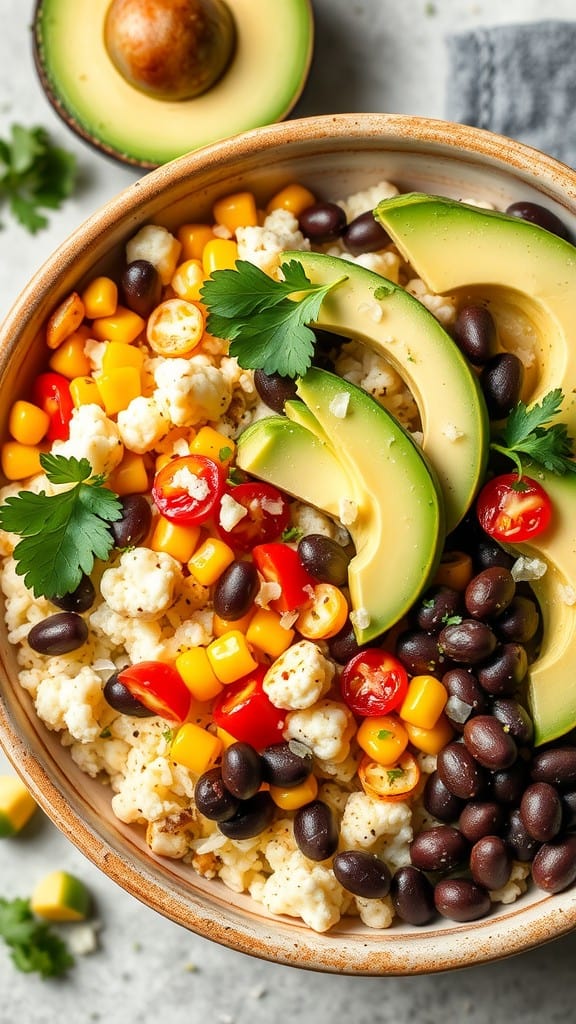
[2,1,576,1020]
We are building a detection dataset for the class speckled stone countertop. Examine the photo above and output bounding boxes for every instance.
[2,1,576,1020]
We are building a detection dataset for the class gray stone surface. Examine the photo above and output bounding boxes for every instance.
[2,0,576,1019]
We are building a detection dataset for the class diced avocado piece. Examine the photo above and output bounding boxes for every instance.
[374,192,576,432]
[0,775,37,837]
[284,250,488,532]
[30,870,91,922]
[236,415,352,518]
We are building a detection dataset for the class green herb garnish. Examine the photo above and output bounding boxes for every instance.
[0,124,76,233]
[377,729,394,740]
[0,454,123,600]
[200,259,347,378]
[0,897,74,978]
[386,767,405,784]
[281,525,303,543]
[441,613,463,626]
[491,388,576,476]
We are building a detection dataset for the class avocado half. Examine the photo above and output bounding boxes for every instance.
[32,0,314,168]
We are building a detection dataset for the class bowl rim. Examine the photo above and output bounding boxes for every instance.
[2,111,576,974]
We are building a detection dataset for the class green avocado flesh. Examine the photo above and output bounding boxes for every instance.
[237,367,444,645]
[284,250,488,533]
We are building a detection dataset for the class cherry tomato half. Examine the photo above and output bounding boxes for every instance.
[212,664,285,749]
[340,649,409,717]
[118,661,191,722]
[216,482,290,553]
[358,751,421,802]
[32,371,74,442]
[152,454,224,526]
[476,472,552,542]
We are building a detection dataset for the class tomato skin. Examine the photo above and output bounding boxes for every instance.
[216,482,290,553]
[252,542,315,611]
[212,665,285,749]
[476,473,552,542]
[32,372,74,442]
[152,454,224,526]
[118,661,192,722]
[340,649,409,717]
[358,751,421,802]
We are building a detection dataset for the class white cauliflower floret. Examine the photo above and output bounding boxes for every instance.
[260,850,347,932]
[263,640,334,710]
[100,548,181,620]
[117,395,169,453]
[1,556,54,644]
[340,791,413,858]
[405,278,457,327]
[34,665,106,743]
[52,404,124,476]
[111,750,184,824]
[146,812,200,859]
[283,700,355,763]
[236,208,310,277]
[126,224,181,285]
[153,356,232,426]
[354,895,395,929]
[289,502,350,547]
[335,179,399,222]
[71,735,131,779]
[89,603,166,662]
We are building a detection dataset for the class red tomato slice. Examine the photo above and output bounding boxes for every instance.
[340,649,409,717]
[118,661,191,722]
[216,482,290,553]
[152,454,224,526]
[476,472,552,542]
[32,371,74,442]
[252,542,316,611]
[212,665,285,749]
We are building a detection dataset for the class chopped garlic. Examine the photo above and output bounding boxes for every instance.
[357,300,384,323]
[338,497,358,526]
[511,555,547,582]
[559,585,576,606]
[260,496,285,516]
[329,392,350,418]
[350,607,370,630]
[255,580,282,608]
[442,422,464,442]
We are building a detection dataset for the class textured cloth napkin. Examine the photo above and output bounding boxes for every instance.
[446,20,576,168]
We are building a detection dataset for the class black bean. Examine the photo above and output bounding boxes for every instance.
[480,353,524,420]
[253,370,298,413]
[453,304,496,365]
[464,567,515,620]
[470,836,512,890]
[459,801,506,843]
[194,768,240,822]
[494,595,540,644]
[332,850,391,899]
[103,671,155,717]
[218,791,275,839]
[505,200,572,241]
[489,761,530,805]
[442,668,487,728]
[110,494,152,549]
[531,747,576,790]
[293,800,339,861]
[390,866,436,925]
[463,715,518,771]
[261,741,313,788]
[221,742,262,800]
[342,210,390,255]
[438,619,497,665]
[434,878,491,922]
[213,560,259,620]
[476,643,528,696]
[415,586,463,634]
[297,534,351,586]
[491,698,534,745]
[395,630,444,676]
[121,259,162,317]
[51,574,96,614]
[561,791,576,831]
[520,782,563,842]
[474,539,515,572]
[27,612,88,655]
[531,835,576,893]
[327,620,370,664]
[409,825,469,873]
[423,772,465,822]
[437,741,486,799]
[504,807,541,862]
[298,202,347,243]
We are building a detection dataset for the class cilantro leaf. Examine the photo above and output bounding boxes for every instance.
[491,389,576,476]
[0,897,74,978]
[200,259,348,378]
[0,454,123,599]
[0,124,76,234]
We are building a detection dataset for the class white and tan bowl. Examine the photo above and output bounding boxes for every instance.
[1,113,576,974]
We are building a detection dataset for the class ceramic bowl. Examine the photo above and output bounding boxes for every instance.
[1,113,576,975]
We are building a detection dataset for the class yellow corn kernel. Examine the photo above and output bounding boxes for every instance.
[0,775,37,836]
[69,375,105,409]
[190,426,235,467]
[150,515,200,562]
[91,305,145,344]
[170,722,222,774]
[8,400,49,445]
[246,607,295,659]
[356,714,409,766]
[433,550,474,591]
[81,276,118,320]
[213,608,255,637]
[269,774,319,810]
[108,452,149,497]
[171,259,205,302]
[399,675,448,730]
[97,365,142,415]
[102,340,145,374]
[1,441,43,481]
[177,223,216,261]
[45,291,85,350]
[188,537,235,586]
[155,452,177,474]
[266,183,316,216]
[202,238,239,275]
[404,714,455,756]
[215,725,238,750]
[213,191,258,233]
[176,647,224,702]
[206,630,258,685]
[48,329,92,379]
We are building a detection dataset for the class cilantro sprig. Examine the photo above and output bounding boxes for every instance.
[0,124,76,233]
[0,454,123,600]
[200,259,347,378]
[490,388,576,476]
[0,897,74,978]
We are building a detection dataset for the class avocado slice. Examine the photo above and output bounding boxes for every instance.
[284,399,330,443]
[33,0,313,168]
[284,250,488,532]
[374,192,576,433]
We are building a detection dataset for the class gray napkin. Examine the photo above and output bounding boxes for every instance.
[446,20,576,168]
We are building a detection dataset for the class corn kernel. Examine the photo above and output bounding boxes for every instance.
[206,630,258,685]
[69,375,105,409]
[202,238,239,275]
[213,191,258,234]
[215,725,239,750]
[190,426,235,467]
[97,366,142,415]
[170,723,222,774]
[108,452,149,497]
[213,608,255,637]
[399,675,448,730]
[91,305,145,344]
[266,183,316,216]
[404,714,455,756]
[269,774,318,810]
[81,276,118,319]
[150,515,200,562]
[101,341,145,374]
[1,442,43,481]
[176,647,224,702]
[8,401,50,445]
[0,775,37,836]
[45,291,85,350]
[188,537,235,586]
[177,223,216,261]
[171,259,205,302]
[246,607,294,659]
[48,329,92,379]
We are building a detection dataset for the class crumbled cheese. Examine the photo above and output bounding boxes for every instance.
[255,580,282,608]
[170,466,210,501]
[329,392,350,418]
[441,422,465,442]
[357,300,384,324]
[350,607,371,630]
[218,493,248,531]
[338,496,358,526]
[559,584,576,606]
[260,496,285,516]
[511,555,548,582]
